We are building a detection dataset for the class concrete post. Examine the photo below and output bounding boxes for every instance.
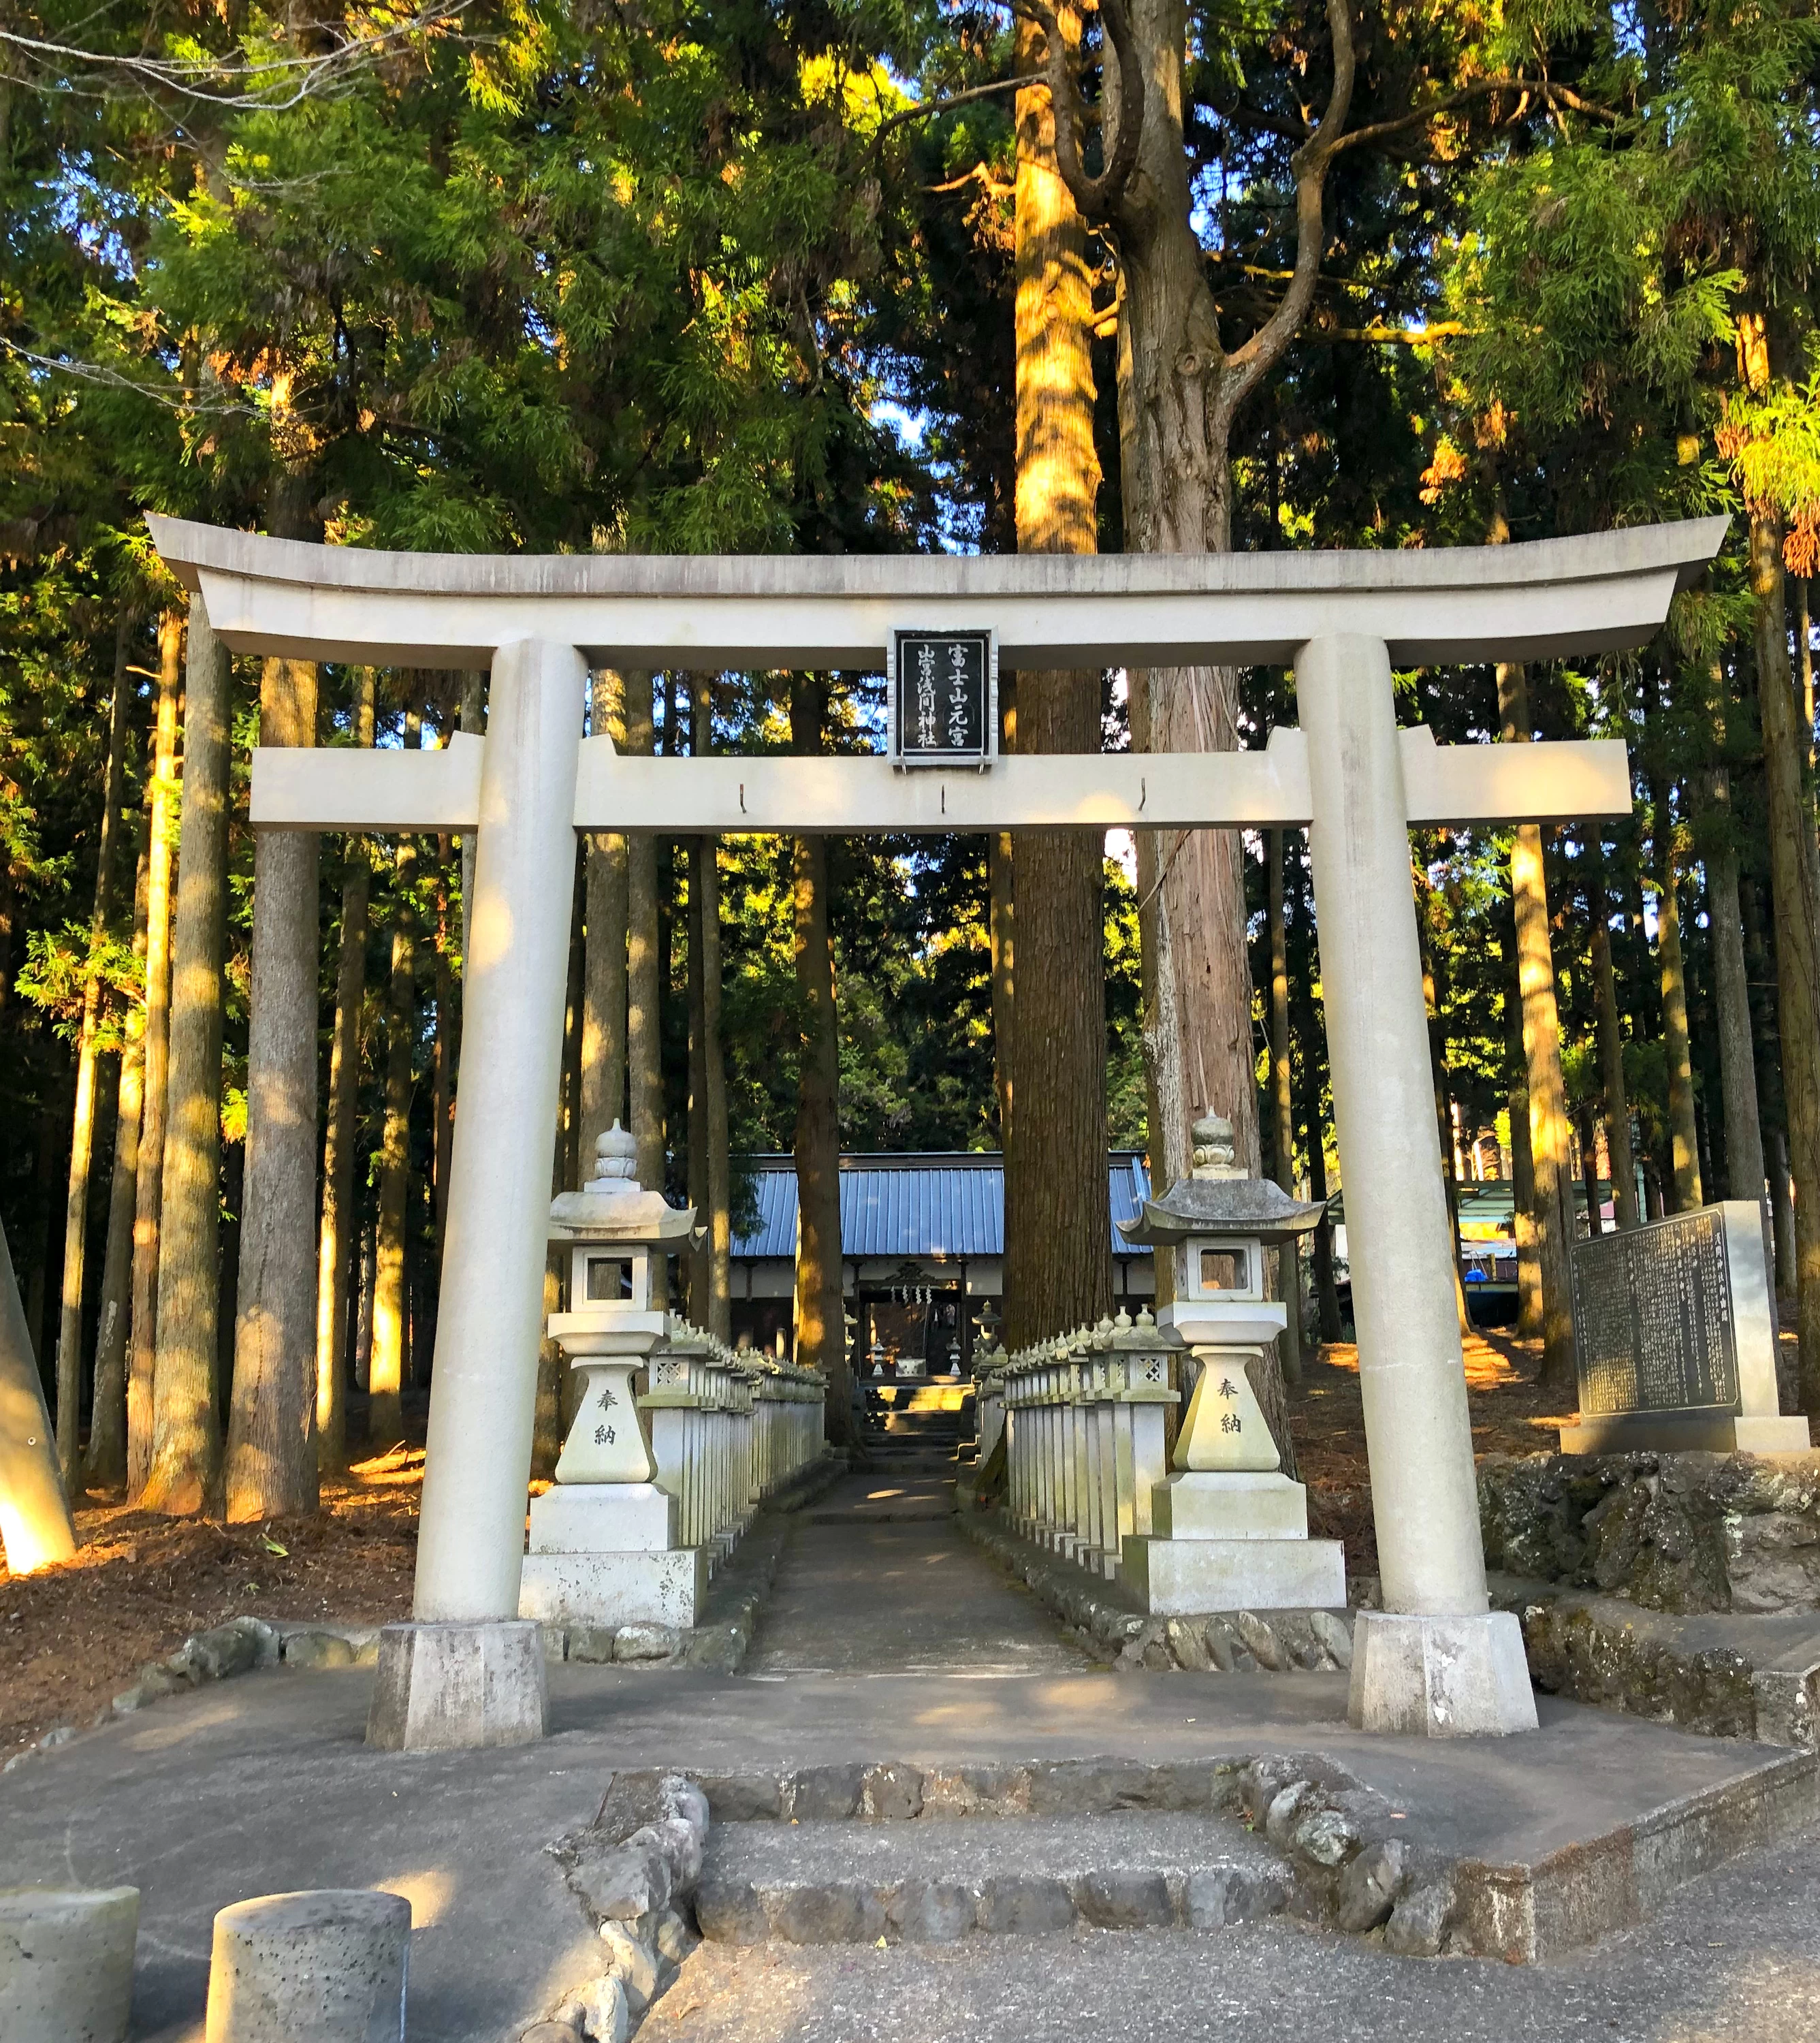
[368,638,583,1751]
[0,1886,138,2043]
[1297,633,1536,1735]
[205,1889,409,2042]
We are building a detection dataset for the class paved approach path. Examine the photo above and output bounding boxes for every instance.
[746,1471,1089,1677]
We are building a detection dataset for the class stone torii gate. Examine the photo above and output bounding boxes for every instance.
[148,512,1723,1746]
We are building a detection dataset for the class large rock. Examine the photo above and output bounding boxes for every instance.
[1480,1451,1820,1614]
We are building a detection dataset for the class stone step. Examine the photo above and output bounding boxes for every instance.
[695,1811,1291,1946]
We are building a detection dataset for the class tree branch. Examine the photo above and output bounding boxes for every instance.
[1013,0,1144,225]
[869,73,1044,148]
[1217,0,1355,427]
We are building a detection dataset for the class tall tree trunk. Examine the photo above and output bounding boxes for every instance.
[140,597,232,1516]
[1288,857,1343,1342]
[458,669,484,970]
[625,673,665,1310]
[87,851,149,1489]
[1510,1075,1542,1337]
[1655,804,1704,1210]
[691,672,731,1338]
[581,668,629,1160]
[314,671,374,1478]
[989,829,1015,1150]
[1,1213,78,1571]
[1003,8,1111,1350]
[1705,782,1767,1210]
[1589,868,1642,1230]
[1497,665,1576,1389]
[1750,510,1820,1410]
[1266,830,1302,1383]
[370,701,421,1446]
[128,611,183,1495]
[225,648,321,1520]
[54,615,133,1484]
[791,675,850,1444]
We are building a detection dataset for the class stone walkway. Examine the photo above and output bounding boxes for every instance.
[746,1473,1089,1678]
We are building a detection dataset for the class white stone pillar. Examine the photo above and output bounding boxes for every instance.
[370,637,583,1751]
[1297,633,1535,1736]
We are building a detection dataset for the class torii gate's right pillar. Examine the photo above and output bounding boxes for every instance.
[1298,634,1537,1737]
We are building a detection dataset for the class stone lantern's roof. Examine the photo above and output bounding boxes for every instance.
[1117,1112,1328,1246]
[549,1122,700,1244]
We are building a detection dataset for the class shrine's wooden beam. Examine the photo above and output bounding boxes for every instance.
[150,514,1725,671]
[249,727,1634,834]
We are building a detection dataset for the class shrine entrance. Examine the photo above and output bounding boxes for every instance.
[146,511,1723,1745]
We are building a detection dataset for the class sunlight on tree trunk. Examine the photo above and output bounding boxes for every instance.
[225,648,321,1521]
[127,611,182,1498]
[140,598,232,1517]
[1588,864,1641,1231]
[582,667,628,1158]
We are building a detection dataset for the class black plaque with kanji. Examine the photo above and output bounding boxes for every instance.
[890,629,994,767]
[1569,1207,1739,1415]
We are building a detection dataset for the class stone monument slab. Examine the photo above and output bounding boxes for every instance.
[1561,1199,1810,1455]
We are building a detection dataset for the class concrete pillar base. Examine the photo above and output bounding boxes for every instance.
[365,1620,547,1752]
[1347,1611,1539,1737]
[205,1889,409,2042]
[0,1886,138,2043]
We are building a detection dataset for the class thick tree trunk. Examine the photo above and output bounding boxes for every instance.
[690,672,731,1338]
[225,650,321,1519]
[791,676,850,1442]
[314,671,374,1478]
[1750,511,1820,1409]
[458,669,484,969]
[1266,831,1302,1383]
[140,597,232,1516]
[54,617,132,1483]
[1002,11,1111,1348]
[1510,1075,1542,1338]
[624,674,664,1212]
[581,668,629,1160]
[87,852,149,1489]
[1655,824,1704,1211]
[1706,795,1767,1209]
[989,829,1015,1150]
[1589,878,1642,1229]
[1498,665,1575,1388]
[370,816,418,1448]
[127,611,182,1496]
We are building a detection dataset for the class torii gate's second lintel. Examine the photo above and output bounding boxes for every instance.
[142,513,1724,1749]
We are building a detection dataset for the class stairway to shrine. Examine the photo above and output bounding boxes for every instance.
[863,1382,972,1474]
[744,1465,1085,1679]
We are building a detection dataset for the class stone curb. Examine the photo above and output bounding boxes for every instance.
[957,1495,1353,1677]
[524,1773,712,2041]
[1492,1577,1820,1751]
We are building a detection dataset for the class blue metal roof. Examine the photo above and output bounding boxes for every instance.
[731,1154,1152,1263]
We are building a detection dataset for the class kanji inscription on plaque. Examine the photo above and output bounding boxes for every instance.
[1569,1208,1739,1416]
[889,629,995,767]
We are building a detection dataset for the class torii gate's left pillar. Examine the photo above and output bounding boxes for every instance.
[368,638,584,1752]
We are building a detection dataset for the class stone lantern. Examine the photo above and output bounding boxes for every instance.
[1115,1111,1345,1613]
[518,1122,707,1627]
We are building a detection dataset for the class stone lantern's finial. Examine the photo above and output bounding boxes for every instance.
[1190,1111,1243,1181]
[591,1120,638,1185]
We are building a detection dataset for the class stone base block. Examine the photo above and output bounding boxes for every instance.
[1560,1410,1813,1455]
[1121,1534,1345,1615]
[1347,1609,1538,1737]
[365,1620,547,1752]
[206,1889,409,2042]
[528,1481,676,1554]
[518,1546,707,1630]
[1151,1472,1309,1541]
[0,1886,138,2043]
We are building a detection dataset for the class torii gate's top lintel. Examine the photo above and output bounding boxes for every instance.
[146,513,1725,673]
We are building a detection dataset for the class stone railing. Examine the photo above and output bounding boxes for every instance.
[977,1310,1182,1582]
[641,1326,826,1574]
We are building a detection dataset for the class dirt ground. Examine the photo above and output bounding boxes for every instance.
[1295,1328,1571,1578]
[0,1446,423,1764]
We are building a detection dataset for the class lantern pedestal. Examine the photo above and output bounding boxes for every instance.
[1122,1524,1347,1615]
[519,1478,709,1631]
